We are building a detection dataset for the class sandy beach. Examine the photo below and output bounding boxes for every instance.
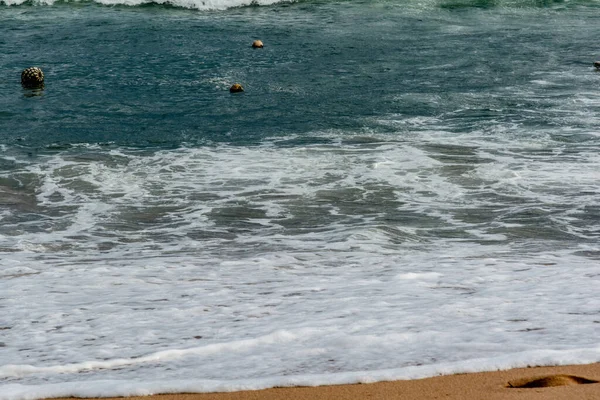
[48,363,600,400]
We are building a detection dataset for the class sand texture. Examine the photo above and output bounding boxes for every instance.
[48,363,600,400]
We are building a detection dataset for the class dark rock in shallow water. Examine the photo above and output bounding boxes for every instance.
[229,83,244,93]
[21,67,44,89]
[594,61,600,70]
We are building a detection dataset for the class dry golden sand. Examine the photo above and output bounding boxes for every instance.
[49,363,600,400]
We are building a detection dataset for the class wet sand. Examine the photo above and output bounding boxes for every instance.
[49,363,600,400]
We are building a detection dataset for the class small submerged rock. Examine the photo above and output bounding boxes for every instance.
[229,83,244,93]
[21,67,44,89]
[594,61,600,70]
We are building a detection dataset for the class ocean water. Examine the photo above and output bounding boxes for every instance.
[2,0,600,398]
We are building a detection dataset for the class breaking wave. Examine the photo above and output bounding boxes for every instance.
[0,0,594,11]
[0,0,295,10]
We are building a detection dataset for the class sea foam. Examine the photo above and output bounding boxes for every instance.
[0,0,294,9]
[2,348,600,400]
[0,0,581,9]
[1,139,600,399]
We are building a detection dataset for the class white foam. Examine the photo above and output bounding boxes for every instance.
[0,0,294,9]
[394,272,442,281]
[1,133,600,399]
[0,329,321,378]
[2,348,600,400]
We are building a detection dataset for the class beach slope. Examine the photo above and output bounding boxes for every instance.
[49,363,600,400]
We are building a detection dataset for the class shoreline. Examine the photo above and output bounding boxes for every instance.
[46,363,600,400]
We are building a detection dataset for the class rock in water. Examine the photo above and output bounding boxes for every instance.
[252,40,264,49]
[594,61,600,70]
[229,83,244,93]
[21,67,44,89]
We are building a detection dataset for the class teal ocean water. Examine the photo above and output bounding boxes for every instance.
[1,1,600,398]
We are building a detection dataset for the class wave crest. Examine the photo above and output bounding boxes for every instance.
[0,0,295,10]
